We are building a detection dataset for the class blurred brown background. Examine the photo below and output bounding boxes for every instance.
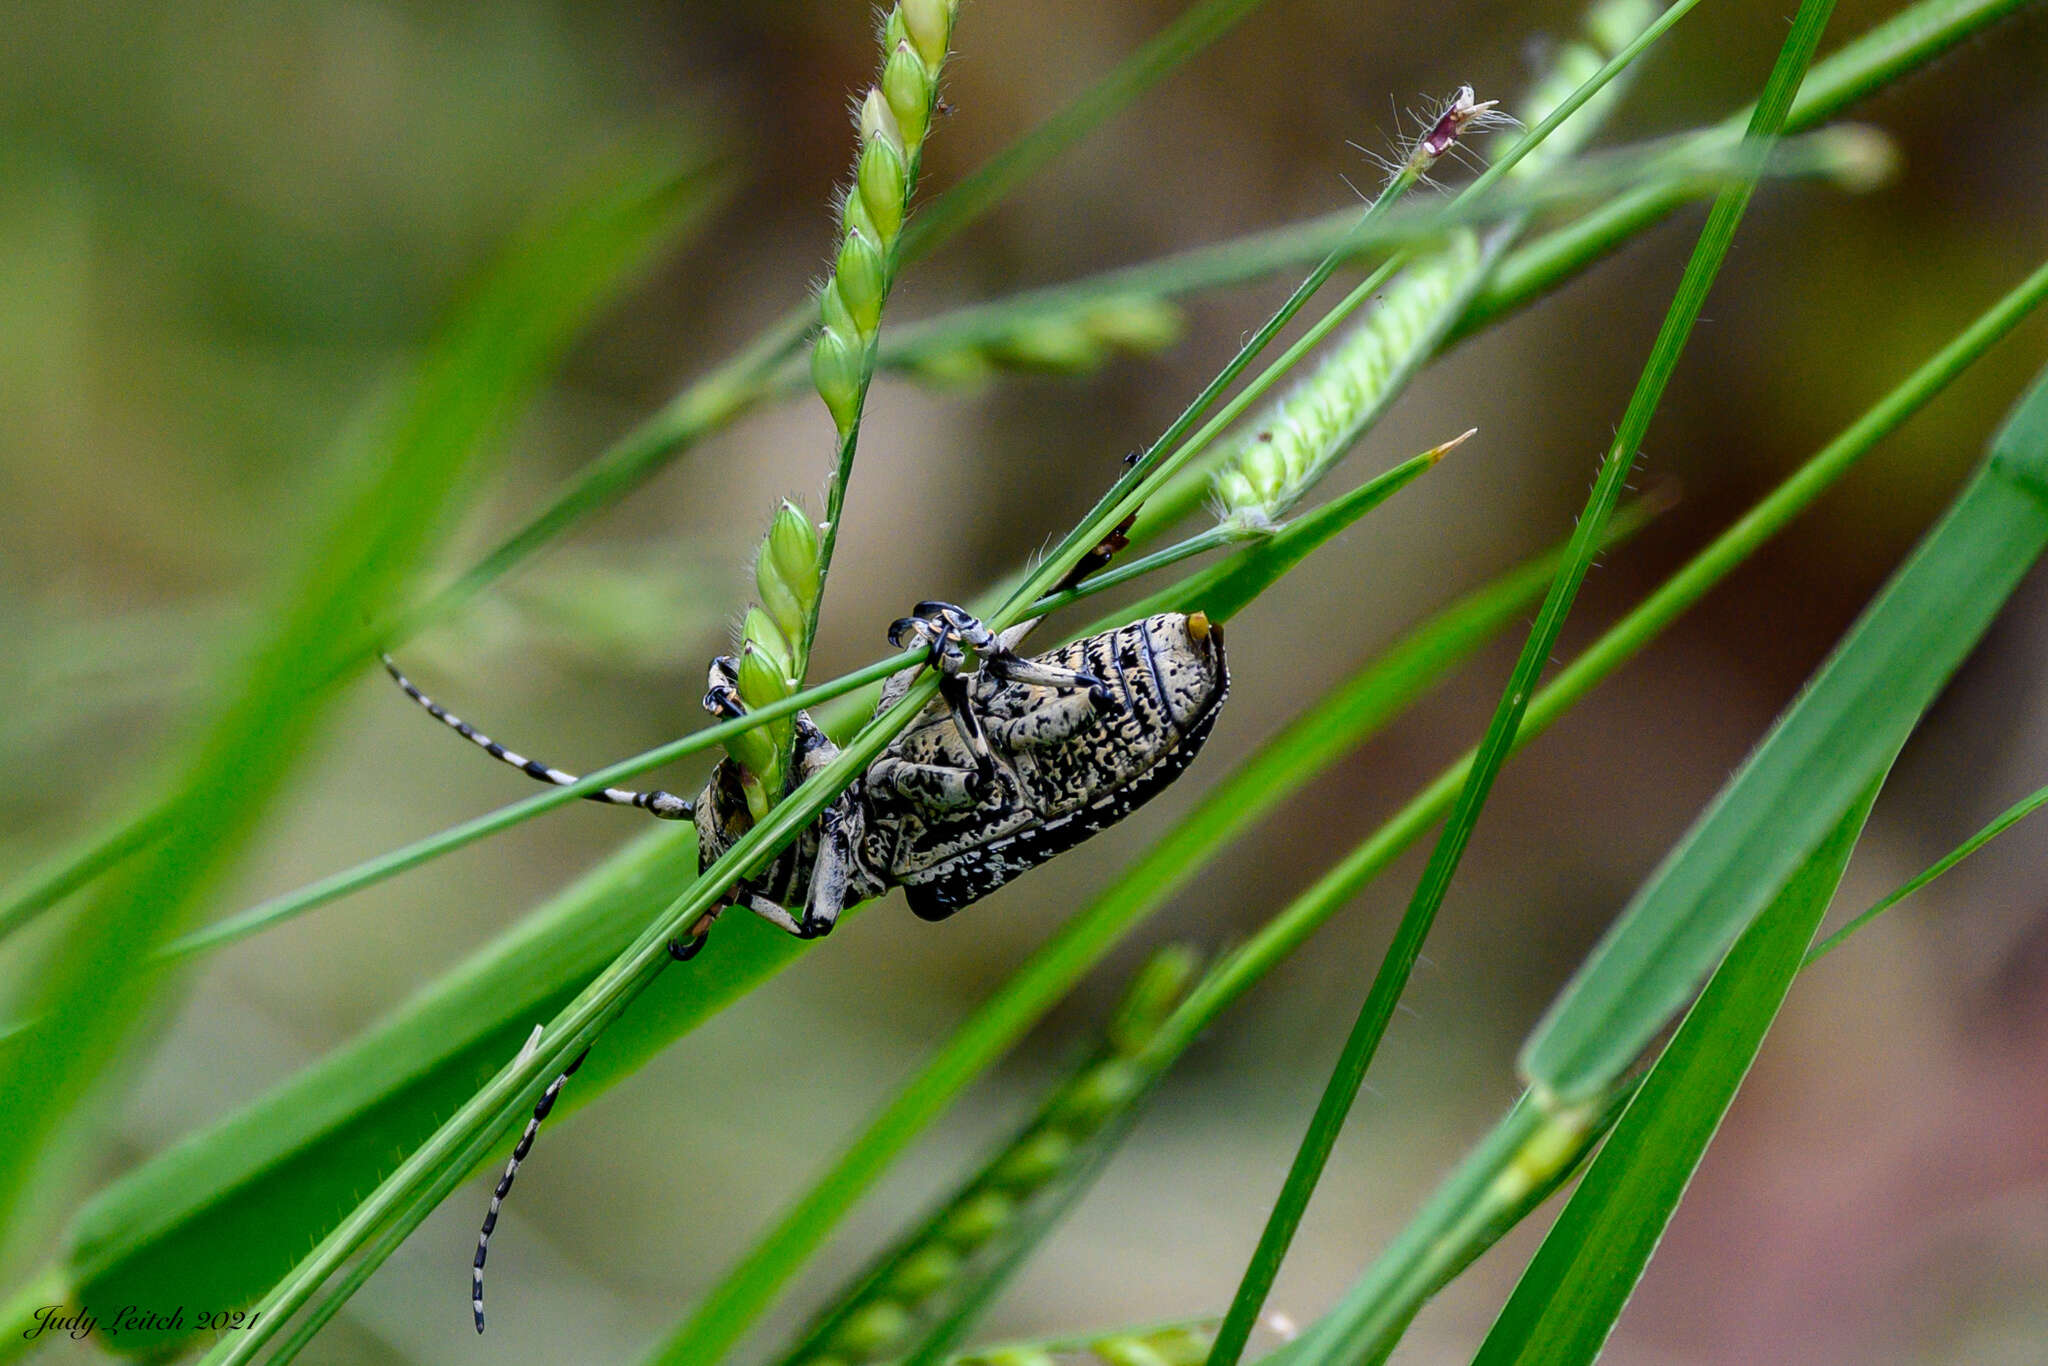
[5,1,2048,1362]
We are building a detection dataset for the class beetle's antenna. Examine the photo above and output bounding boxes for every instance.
[381,655,692,820]
[474,1041,590,1333]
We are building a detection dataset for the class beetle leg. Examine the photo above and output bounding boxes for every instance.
[867,755,984,812]
[891,601,1117,714]
[667,906,722,960]
[936,672,998,788]
[927,603,1119,714]
[983,652,1118,713]
[802,795,883,936]
[741,893,820,938]
[988,686,1103,751]
[703,655,745,719]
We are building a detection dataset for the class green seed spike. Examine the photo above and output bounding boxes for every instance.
[859,87,903,158]
[858,136,909,245]
[882,42,933,149]
[812,326,864,433]
[764,500,823,618]
[742,607,795,685]
[835,230,888,335]
[900,0,952,69]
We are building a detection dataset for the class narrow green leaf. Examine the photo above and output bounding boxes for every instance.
[0,142,722,1290]
[156,650,917,961]
[1470,781,1884,1366]
[197,663,951,1363]
[1245,732,2025,1366]
[1807,777,2048,964]
[1205,1,1840,1354]
[1523,357,2048,1101]
[1287,784,1878,1366]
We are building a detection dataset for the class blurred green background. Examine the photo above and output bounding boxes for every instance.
[5,1,2048,1362]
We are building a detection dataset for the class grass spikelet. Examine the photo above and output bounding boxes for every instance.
[954,1323,1216,1366]
[905,295,1186,383]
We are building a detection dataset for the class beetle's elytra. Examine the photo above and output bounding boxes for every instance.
[383,599,1227,1330]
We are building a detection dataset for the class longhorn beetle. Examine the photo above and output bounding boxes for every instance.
[385,599,1227,1329]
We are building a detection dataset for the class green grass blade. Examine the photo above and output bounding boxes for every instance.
[1204,2,1842,1354]
[1808,778,2048,964]
[1469,781,1884,1366]
[1523,356,2048,1101]
[1281,1096,1578,1366]
[1265,650,2048,1366]
[1243,726,2023,1366]
[194,662,954,1364]
[1292,782,1879,1366]
[0,143,720,1289]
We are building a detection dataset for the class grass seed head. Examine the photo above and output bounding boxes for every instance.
[883,42,934,149]
[901,0,954,68]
